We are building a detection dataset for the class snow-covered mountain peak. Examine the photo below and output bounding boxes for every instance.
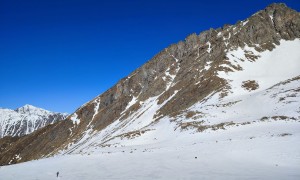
[19,104,37,109]
[0,105,68,138]
[15,104,50,115]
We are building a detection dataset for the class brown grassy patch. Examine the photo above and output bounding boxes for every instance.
[118,129,151,140]
[185,111,197,118]
[241,80,259,91]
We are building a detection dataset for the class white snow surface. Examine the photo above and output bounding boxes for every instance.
[218,39,300,98]
[70,113,80,125]
[124,96,137,111]
[206,41,212,53]
[92,98,101,121]
[1,39,300,179]
[242,20,249,26]
[1,120,299,180]
[184,39,300,125]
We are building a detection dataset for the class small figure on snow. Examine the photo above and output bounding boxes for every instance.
[57,171,59,178]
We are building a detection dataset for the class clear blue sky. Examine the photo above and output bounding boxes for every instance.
[0,0,299,113]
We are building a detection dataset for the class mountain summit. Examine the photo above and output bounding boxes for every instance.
[0,4,299,178]
[16,104,51,114]
[0,105,67,138]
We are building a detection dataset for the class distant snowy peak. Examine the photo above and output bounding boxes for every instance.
[16,104,51,115]
[0,105,68,138]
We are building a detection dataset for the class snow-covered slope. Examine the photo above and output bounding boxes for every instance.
[0,105,67,138]
[60,38,300,155]
[1,114,299,179]
[6,35,295,180]
[184,39,300,125]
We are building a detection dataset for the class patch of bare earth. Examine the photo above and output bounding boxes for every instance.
[242,80,259,91]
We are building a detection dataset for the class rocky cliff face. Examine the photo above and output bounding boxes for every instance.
[0,105,67,138]
[1,3,299,165]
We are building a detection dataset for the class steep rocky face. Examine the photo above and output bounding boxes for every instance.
[0,105,67,138]
[70,3,300,130]
[0,3,299,166]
